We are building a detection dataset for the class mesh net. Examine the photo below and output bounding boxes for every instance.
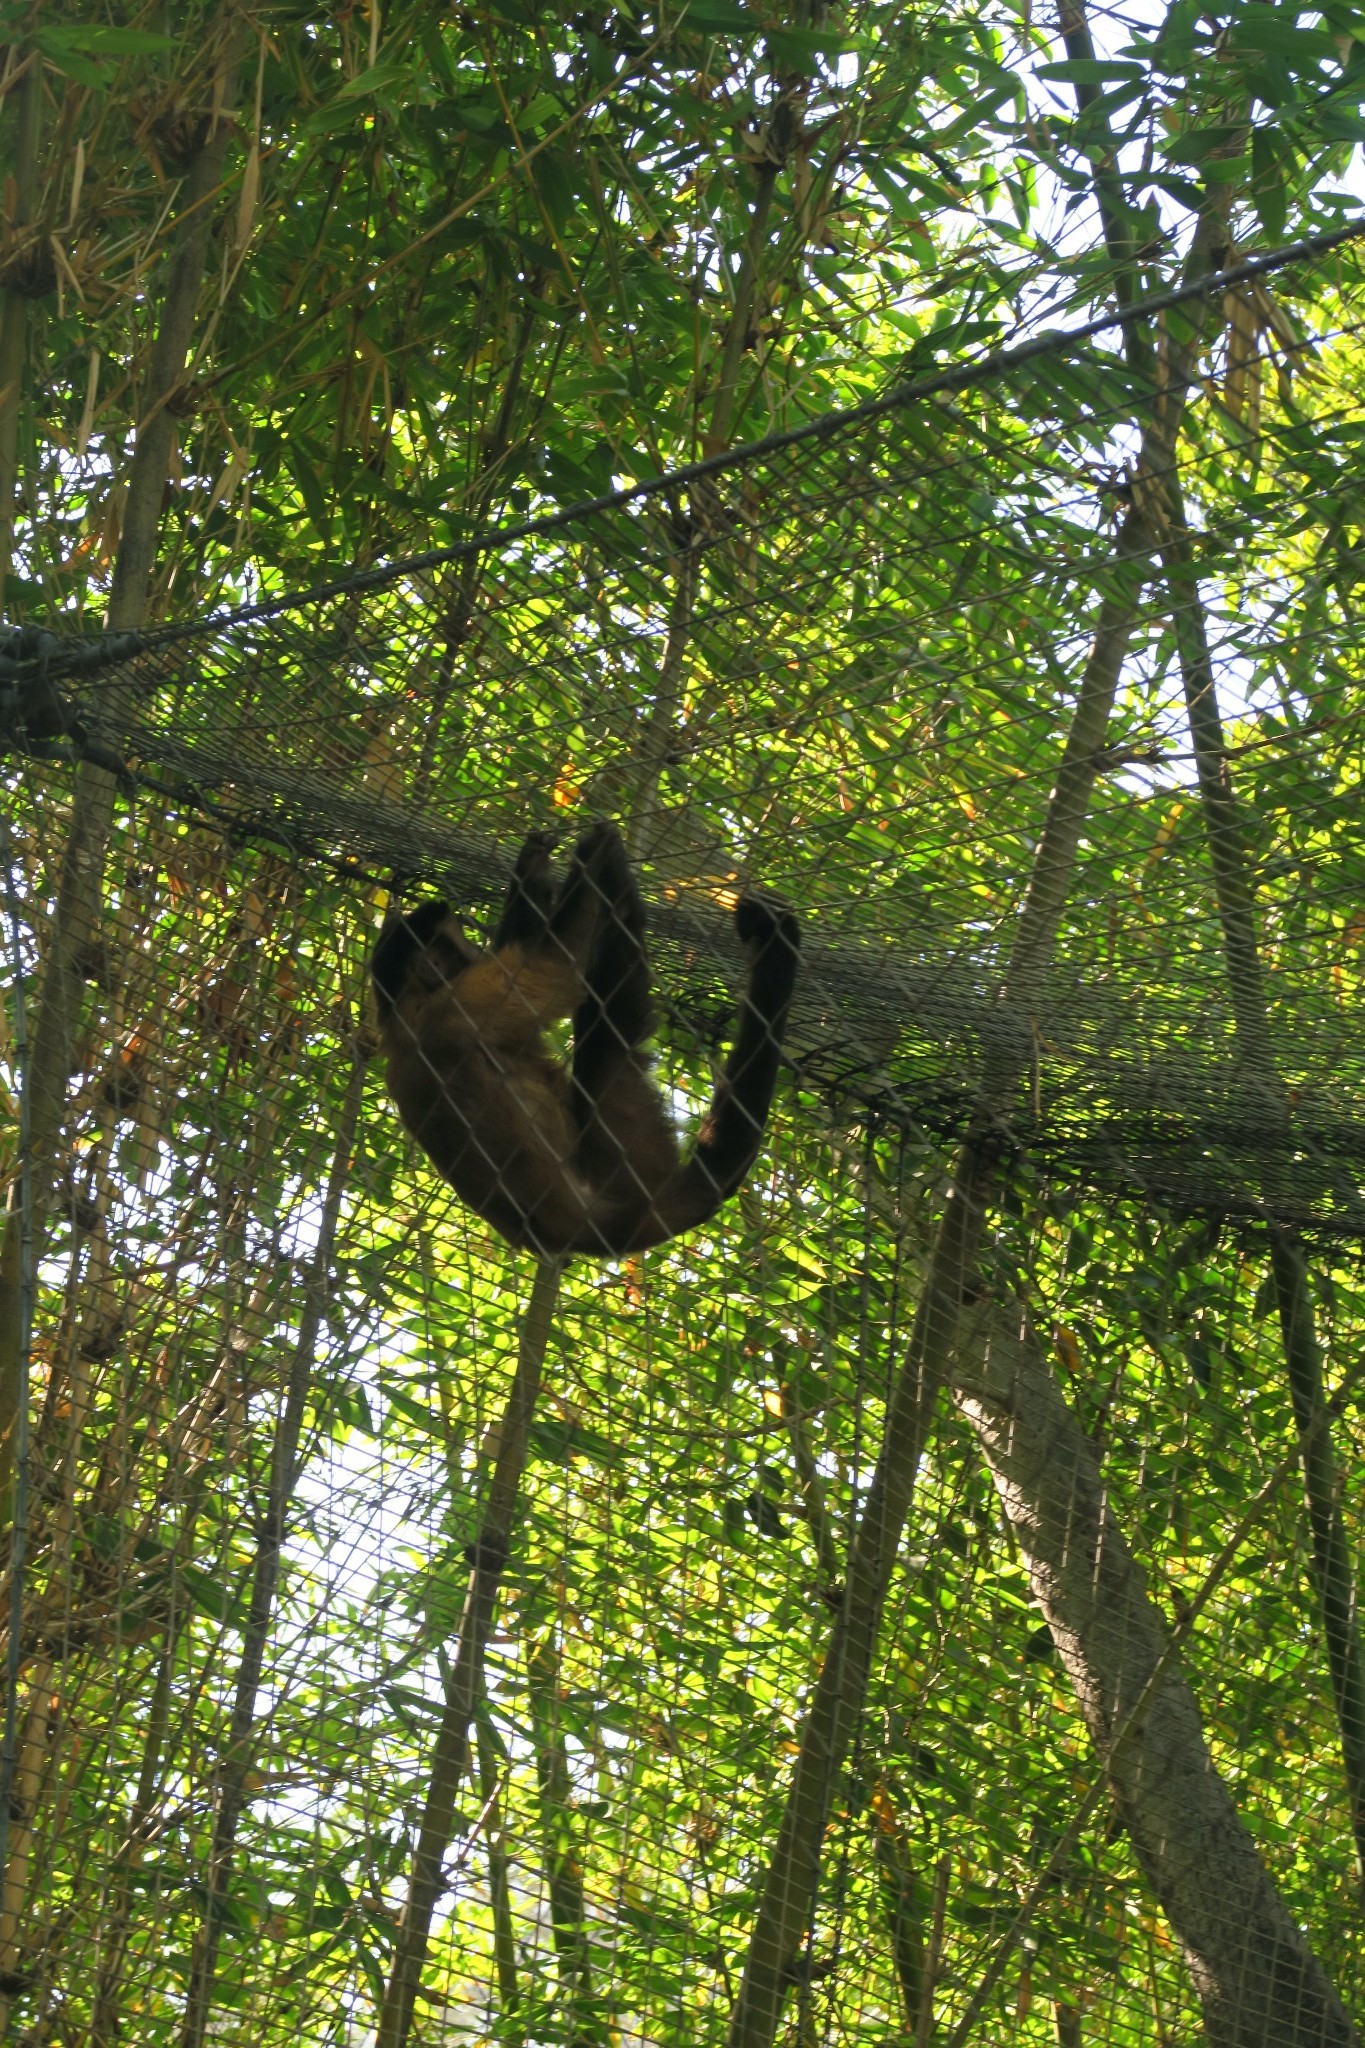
[4,250,1365,2046]
[19,283,1365,1237]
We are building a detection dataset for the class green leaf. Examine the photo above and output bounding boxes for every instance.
[443,96,504,134]
[1234,8,1336,60]
[1148,170,1208,207]
[767,25,861,63]
[1201,154,1251,182]
[384,1383,444,1437]
[527,1417,623,1467]
[329,1380,376,1436]
[679,0,763,32]
[1036,58,1146,83]
[1161,124,1245,163]
[337,55,414,98]
[1183,1330,1214,1388]
[1251,126,1289,240]
[31,31,108,85]
[287,448,331,539]
[180,1566,252,1630]
[863,161,931,224]
[37,23,175,52]
[530,148,580,232]
[419,21,461,90]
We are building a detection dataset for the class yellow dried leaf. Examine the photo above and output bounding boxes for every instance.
[75,349,100,459]
[234,142,260,255]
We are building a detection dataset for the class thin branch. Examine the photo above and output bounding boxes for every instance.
[527,1633,608,2046]
[376,1253,564,2048]
[179,1029,368,2048]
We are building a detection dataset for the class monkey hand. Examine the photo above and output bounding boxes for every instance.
[735,893,801,960]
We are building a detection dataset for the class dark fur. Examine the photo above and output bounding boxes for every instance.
[371,821,800,1257]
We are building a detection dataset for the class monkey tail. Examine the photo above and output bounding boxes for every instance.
[620,895,801,1253]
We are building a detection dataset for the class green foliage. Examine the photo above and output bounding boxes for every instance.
[3,0,1365,2039]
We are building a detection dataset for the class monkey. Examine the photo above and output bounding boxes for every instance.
[0,627,140,780]
[370,819,800,1258]
[0,667,82,755]
[0,665,129,779]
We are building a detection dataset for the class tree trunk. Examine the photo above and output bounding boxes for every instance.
[1164,527,1365,1880]
[954,1300,1359,2048]
[725,203,1231,2048]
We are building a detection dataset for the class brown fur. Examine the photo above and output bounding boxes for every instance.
[372,822,799,1257]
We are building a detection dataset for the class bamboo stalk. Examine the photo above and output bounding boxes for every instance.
[526,1633,607,2045]
[628,540,698,860]
[88,1639,179,2040]
[724,212,1229,2048]
[1053,0,1149,376]
[707,164,779,456]
[105,47,241,636]
[705,6,824,456]
[0,27,244,1520]
[178,1034,368,2048]
[413,283,543,803]
[781,1381,842,1595]
[376,1254,563,2048]
[475,1718,521,2021]
[1163,526,1365,1883]
[0,1659,52,2025]
[89,1247,272,2029]
[915,1855,950,2048]
[0,49,41,604]
[868,1795,927,2027]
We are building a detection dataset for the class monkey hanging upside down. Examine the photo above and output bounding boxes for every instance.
[371,820,800,1257]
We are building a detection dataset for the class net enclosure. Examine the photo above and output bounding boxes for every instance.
[4,228,1365,2048]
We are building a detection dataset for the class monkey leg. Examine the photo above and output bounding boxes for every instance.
[492,830,558,949]
[535,820,626,977]
[484,822,630,1036]
[571,846,653,1096]
[567,838,678,1209]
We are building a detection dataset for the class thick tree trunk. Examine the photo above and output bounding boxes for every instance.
[954,1301,1360,2048]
